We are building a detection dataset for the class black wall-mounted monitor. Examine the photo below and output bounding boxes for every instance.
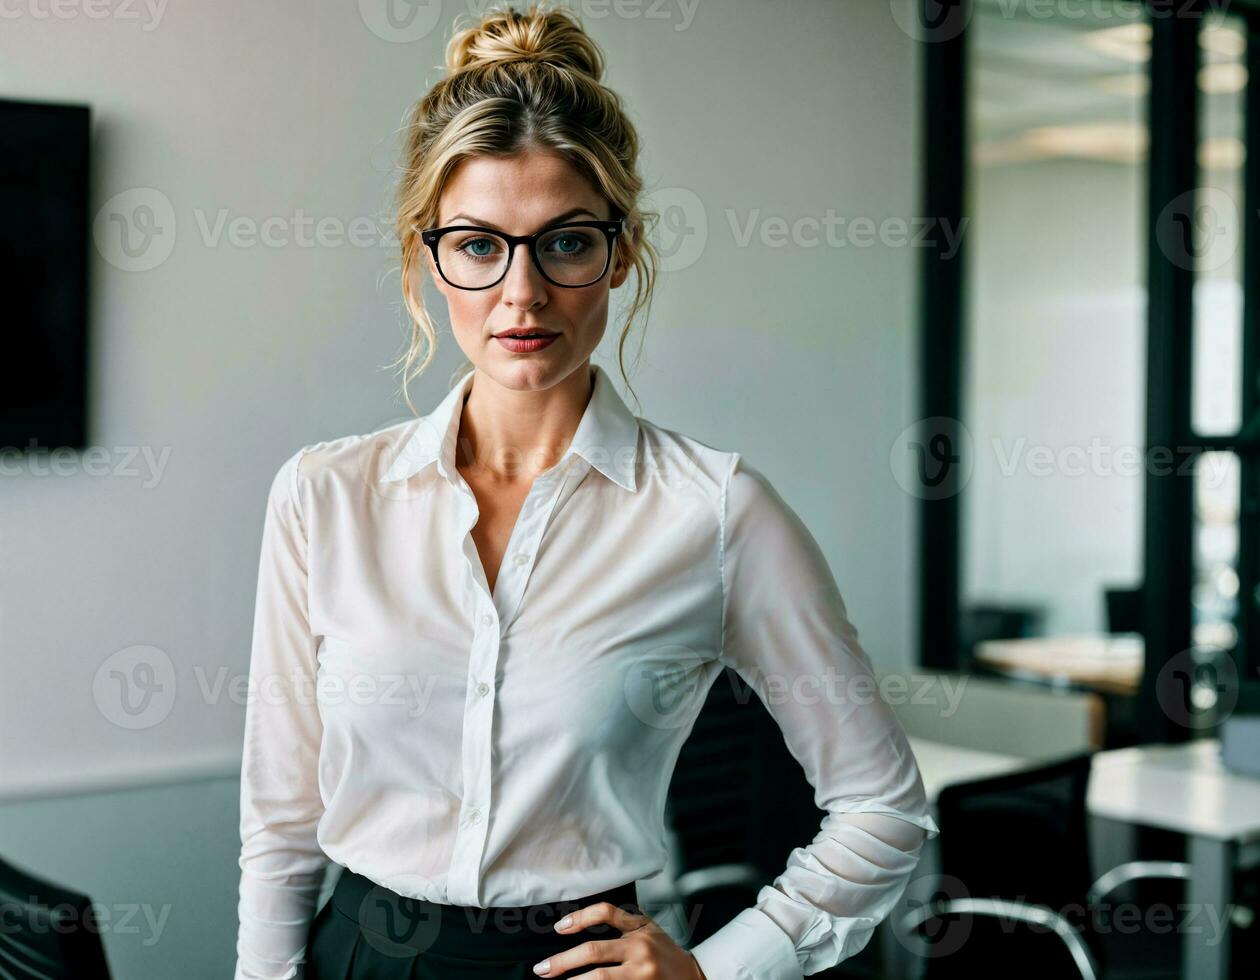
[0,98,90,451]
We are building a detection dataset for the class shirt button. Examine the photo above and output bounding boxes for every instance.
[469,807,481,824]
[513,553,529,566]
[480,613,494,627]
[477,681,490,697]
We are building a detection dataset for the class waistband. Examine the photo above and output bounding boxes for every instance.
[329,867,641,961]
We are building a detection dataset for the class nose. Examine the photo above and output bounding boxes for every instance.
[501,242,548,309]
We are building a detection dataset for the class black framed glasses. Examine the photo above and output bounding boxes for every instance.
[420,215,624,290]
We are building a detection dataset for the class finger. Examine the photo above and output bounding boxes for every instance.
[553,900,648,935]
[530,937,623,977]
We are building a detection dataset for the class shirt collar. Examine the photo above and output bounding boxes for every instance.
[379,363,639,492]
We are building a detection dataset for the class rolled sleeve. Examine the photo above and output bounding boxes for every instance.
[690,453,940,979]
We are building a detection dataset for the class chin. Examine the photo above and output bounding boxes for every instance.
[484,358,561,386]
[493,354,591,389]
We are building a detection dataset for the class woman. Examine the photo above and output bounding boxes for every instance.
[234,4,938,979]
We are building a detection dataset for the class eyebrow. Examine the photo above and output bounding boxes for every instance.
[443,207,602,232]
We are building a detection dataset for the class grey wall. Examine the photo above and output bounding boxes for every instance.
[0,776,245,979]
[1,0,925,970]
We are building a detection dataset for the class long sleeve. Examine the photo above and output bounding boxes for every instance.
[235,447,331,980]
[689,453,940,980]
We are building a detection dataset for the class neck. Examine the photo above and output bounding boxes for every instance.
[454,364,594,483]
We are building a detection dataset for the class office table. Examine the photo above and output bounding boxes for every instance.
[973,634,1143,697]
[1086,738,1260,980]
[905,736,1027,801]
[901,736,1260,980]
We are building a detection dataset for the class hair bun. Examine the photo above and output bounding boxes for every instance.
[445,3,605,81]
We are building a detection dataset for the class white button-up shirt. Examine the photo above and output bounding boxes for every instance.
[235,363,939,980]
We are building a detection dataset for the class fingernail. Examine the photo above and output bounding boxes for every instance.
[533,959,549,975]
[555,915,572,930]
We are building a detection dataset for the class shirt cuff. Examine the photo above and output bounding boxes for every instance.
[689,906,803,980]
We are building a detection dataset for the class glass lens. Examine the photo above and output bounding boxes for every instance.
[437,231,508,288]
[536,225,609,285]
[437,226,608,288]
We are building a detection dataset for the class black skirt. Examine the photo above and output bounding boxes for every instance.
[305,867,643,979]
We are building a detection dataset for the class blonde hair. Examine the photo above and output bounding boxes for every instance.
[387,1,659,415]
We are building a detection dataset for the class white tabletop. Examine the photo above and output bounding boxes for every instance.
[1087,738,1260,842]
[908,735,1260,842]
[906,736,1027,804]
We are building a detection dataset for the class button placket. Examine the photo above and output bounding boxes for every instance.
[448,488,499,906]
[447,459,577,906]
[469,612,496,708]
[494,461,579,633]
[489,487,546,623]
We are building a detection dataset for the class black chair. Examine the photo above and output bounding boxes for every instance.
[665,666,892,977]
[665,665,821,943]
[958,603,1044,670]
[0,852,112,979]
[1104,584,1144,635]
[902,751,1099,979]
[900,751,1187,980]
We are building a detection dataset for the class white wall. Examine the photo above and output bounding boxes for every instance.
[962,152,1246,637]
[0,0,925,800]
[963,157,1146,635]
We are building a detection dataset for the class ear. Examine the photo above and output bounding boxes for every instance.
[608,210,636,290]
[422,245,449,300]
[609,248,630,290]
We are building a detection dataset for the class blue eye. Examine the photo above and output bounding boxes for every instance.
[543,231,593,259]
[452,236,503,262]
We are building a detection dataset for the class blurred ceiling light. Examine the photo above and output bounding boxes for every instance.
[1199,137,1246,171]
[1094,73,1149,97]
[1025,122,1148,162]
[1199,62,1248,93]
[972,136,1045,167]
[1082,23,1151,63]
[1193,621,1238,652]
[973,122,1148,166]
[1200,23,1246,57]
